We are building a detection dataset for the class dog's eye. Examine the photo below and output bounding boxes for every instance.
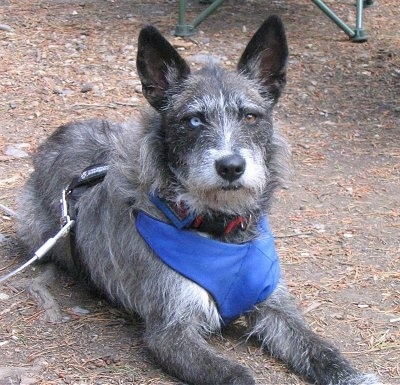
[187,116,203,129]
[244,113,257,124]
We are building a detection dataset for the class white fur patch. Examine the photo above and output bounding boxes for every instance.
[166,279,221,333]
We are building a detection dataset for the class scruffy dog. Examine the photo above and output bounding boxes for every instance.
[18,16,380,385]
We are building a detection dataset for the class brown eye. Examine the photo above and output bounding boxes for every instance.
[244,113,257,124]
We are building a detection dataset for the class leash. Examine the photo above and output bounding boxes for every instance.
[0,219,74,284]
[0,164,109,284]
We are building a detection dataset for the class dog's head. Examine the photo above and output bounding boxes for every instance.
[136,16,289,214]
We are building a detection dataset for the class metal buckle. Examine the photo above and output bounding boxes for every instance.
[60,187,72,227]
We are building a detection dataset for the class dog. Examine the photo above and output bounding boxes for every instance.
[17,15,381,385]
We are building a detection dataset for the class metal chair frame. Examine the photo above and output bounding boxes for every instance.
[174,0,374,42]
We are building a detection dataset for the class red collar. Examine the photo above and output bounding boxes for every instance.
[149,193,251,236]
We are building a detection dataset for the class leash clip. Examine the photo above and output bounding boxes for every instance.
[60,187,72,227]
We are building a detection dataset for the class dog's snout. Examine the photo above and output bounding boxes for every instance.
[215,154,246,182]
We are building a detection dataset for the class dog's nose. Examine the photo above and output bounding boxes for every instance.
[215,154,246,182]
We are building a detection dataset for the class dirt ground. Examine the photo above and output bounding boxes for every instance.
[0,0,399,384]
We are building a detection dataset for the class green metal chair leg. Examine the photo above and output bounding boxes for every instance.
[352,0,368,42]
[175,0,195,37]
[312,0,371,42]
[175,0,226,37]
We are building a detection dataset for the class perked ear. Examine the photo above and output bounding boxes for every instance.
[137,26,191,111]
[237,15,288,103]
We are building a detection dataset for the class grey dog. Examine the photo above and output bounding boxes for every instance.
[18,16,381,385]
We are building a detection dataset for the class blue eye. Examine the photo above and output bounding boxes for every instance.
[187,116,203,129]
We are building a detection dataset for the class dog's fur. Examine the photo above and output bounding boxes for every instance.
[18,16,380,385]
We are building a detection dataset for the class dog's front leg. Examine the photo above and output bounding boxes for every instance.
[144,318,255,385]
[246,282,381,385]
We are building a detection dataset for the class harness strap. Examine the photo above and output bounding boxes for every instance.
[65,164,109,220]
[67,164,109,191]
[64,164,109,271]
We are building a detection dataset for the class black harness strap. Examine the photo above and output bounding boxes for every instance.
[64,164,109,272]
[65,164,109,220]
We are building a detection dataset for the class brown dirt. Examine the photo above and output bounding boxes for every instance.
[0,1,399,384]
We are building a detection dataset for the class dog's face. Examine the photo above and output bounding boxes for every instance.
[137,16,288,213]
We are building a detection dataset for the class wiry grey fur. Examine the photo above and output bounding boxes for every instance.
[18,16,380,385]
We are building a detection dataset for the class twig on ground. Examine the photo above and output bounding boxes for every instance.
[275,232,313,238]
[0,204,17,217]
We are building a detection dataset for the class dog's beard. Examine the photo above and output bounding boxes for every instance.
[178,188,259,214]
[221,184,243,191]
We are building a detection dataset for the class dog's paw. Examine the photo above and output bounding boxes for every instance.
[343,373,385,385]
[221,367,255,385]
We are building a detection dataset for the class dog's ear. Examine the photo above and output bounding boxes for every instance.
[237,15,288,103]
[137,26,191,111]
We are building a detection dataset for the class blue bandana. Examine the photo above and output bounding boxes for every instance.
[135,211,280,325]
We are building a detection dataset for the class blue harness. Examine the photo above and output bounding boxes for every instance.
[135,209,280,325]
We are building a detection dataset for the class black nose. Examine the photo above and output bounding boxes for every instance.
[215,154,246,182]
